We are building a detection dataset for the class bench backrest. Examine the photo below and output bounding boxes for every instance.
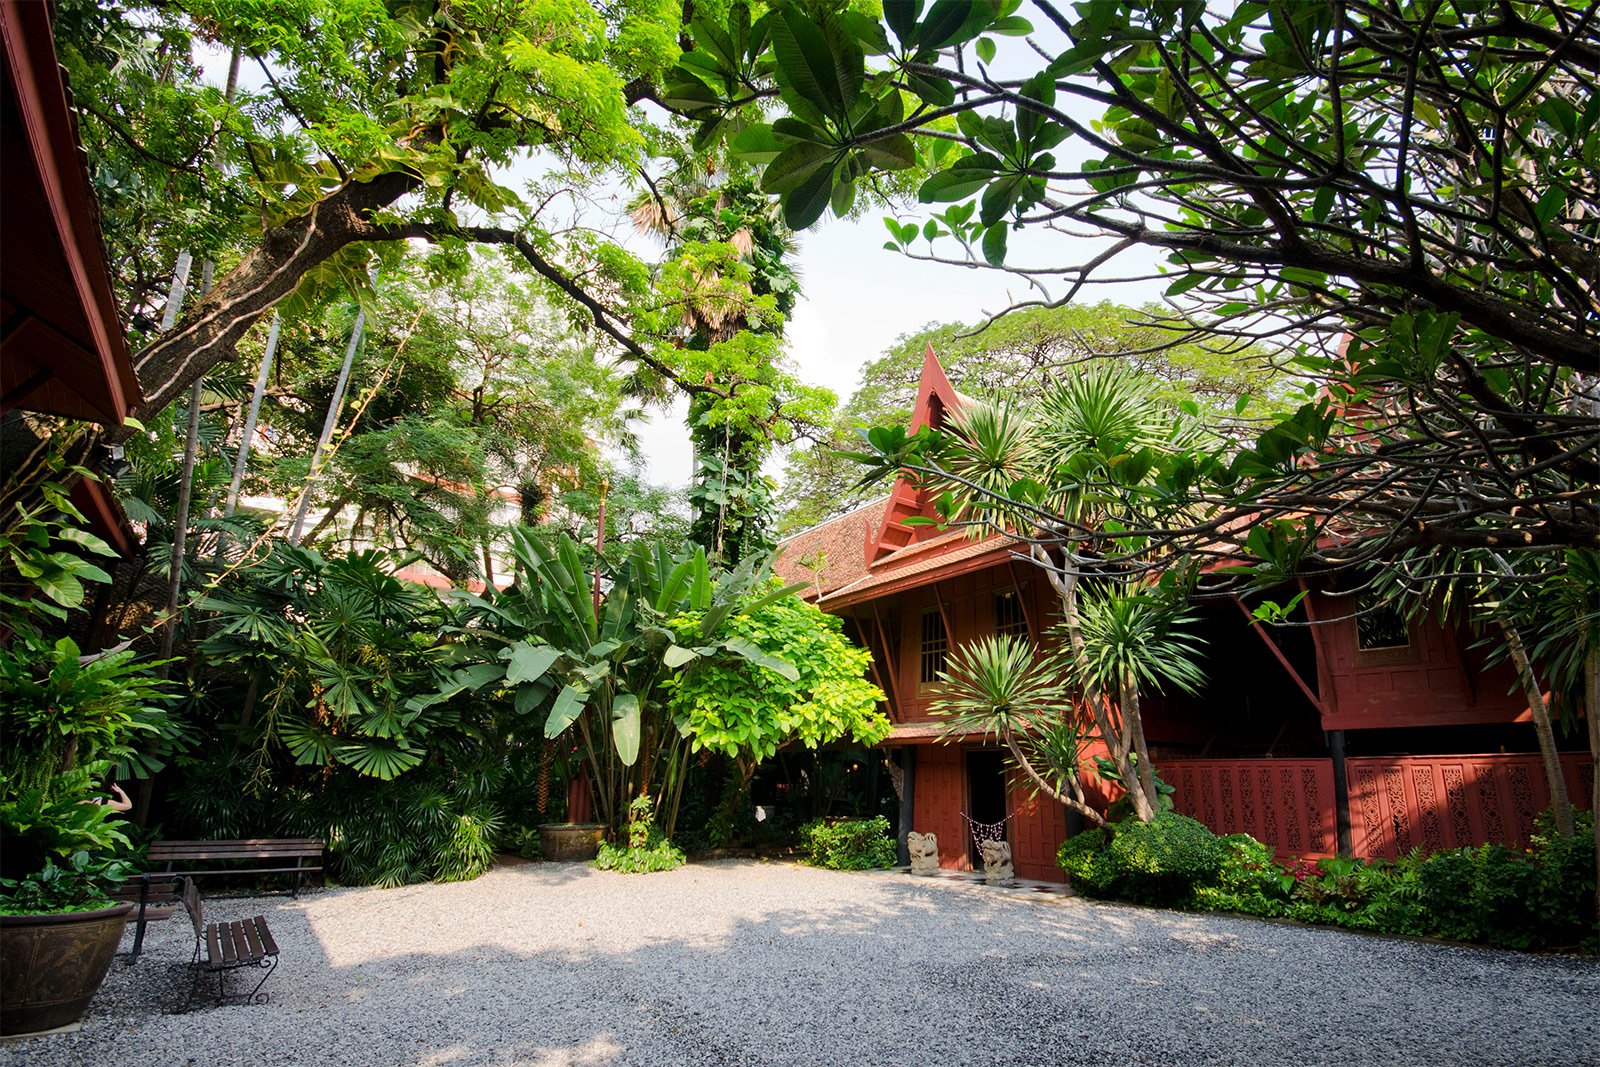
[149,838,323,863]
[180,876,204,940]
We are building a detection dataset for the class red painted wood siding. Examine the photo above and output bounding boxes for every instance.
[891,571,1050,723]
[1348,753,1595,859]
[1308,592,1528,731]
[1167,759,1338,858]
[911,746,970,870]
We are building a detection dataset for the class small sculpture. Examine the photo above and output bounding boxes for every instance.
[979,839,1014,885]
[907,831,940,874]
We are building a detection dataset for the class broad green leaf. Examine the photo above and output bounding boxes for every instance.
[982,221,1008,265]
[859,133,916,171]
[782,162,839,229]
[730,124,789,164]
[725,638,800,681]
[545,684,587,738]
[770,8,858,120]
[763,140,839,195]
[664,645,701,669]
[611,692,642,766]
[504,642,559,685]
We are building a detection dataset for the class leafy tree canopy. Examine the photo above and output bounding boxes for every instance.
[780,300,1286,532]
[673,0,1598,564]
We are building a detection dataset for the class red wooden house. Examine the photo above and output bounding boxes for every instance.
[2,0,142,554]
[774,348,1593,880]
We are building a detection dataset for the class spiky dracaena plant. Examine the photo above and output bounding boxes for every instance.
[930,635,1105,827]
[1062,583,1208,820]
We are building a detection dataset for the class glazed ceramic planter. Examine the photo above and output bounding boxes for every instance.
[536,823,605,862]
[0,901,133,1035]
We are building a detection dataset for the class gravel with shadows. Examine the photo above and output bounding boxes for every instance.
[3,859,1596,1066]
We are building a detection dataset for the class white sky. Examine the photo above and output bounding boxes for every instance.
[626,211,1168,490]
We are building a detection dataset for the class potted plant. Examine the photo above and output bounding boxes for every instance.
[0,769,136,1035]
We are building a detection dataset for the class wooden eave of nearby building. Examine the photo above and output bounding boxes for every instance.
[1,0,140,426]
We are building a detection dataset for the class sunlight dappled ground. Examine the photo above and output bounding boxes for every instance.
[3,859,1596,1066]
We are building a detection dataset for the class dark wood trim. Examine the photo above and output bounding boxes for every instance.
[1004,559,1036,640]
[897,746,915,866]
[1232,595,1325,716]
[1327,729,1353,857]
[869,599,901,715]
[1,0,139,423]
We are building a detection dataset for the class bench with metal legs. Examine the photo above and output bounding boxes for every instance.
[178,877,279,1011]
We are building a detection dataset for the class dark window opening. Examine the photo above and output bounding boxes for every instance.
[1356,593,1410,650]
[994,590,1028,640]
[919,610,948,685]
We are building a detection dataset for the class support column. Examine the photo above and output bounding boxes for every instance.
[897,746,916,866]
[1328,729,1353,857]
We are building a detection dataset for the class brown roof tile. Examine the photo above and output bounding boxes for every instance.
[773,496,889,599]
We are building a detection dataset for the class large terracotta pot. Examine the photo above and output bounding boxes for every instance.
[0,901,133,1035]
[537,823,605,861]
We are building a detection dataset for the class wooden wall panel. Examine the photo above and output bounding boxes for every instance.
[911,746,970,870]
[1347,753,1594,859]
[1167,758,1338,858]
[1310,592,1528,731]
[1007,774,1068,882]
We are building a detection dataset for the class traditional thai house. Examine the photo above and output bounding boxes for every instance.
[774,348,1594,880]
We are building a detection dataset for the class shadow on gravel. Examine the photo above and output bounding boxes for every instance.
[4,863,1597,1067]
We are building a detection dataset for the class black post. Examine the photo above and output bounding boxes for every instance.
[1328,729,1353,857]
[897,747,915,866]
[1064,804,1084,840]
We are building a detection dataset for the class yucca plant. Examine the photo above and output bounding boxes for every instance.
[877,365,1213,823]
[930,635,1104,827]
[1064,582,1207,820]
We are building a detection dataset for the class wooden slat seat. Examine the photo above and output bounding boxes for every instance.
[180,878,279,1010]
[127,837,323,962]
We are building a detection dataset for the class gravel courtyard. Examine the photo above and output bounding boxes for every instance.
[5,859,1596,1067]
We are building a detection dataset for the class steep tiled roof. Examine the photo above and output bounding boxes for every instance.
[773,496,889,599]
[820,531,1012,607]
[775,346,1012,607]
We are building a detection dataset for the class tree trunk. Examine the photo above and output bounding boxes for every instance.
[1498,619,1575,835]
[1001,732,1104,826]
[1122,674,1159,821]
[127,171,420,421]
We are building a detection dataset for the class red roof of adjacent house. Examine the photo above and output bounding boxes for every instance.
[1,0,140,425]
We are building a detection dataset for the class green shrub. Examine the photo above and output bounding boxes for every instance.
[1105,813,1225,904]
[1056,814,1224,905]
[798,816,896,870]
[1057,828,1112,894]
[1528,812,1597,948]
[1192,833,1293,917]
[1182,815,1596,952]
[593,795,686,874]
[594,838,687,873]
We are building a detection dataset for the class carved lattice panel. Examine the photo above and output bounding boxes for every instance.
[1346,754,1594,859]
[1167,759,1336,857]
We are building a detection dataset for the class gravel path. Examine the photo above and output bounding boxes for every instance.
[4,859,1596,1066]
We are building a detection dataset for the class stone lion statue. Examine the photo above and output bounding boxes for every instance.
[907,831,940,874]
[979,839,1014,885]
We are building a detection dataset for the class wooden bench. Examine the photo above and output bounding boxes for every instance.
[126,838,322,962]
[148,838,325,894]
[178,877,279,1011]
